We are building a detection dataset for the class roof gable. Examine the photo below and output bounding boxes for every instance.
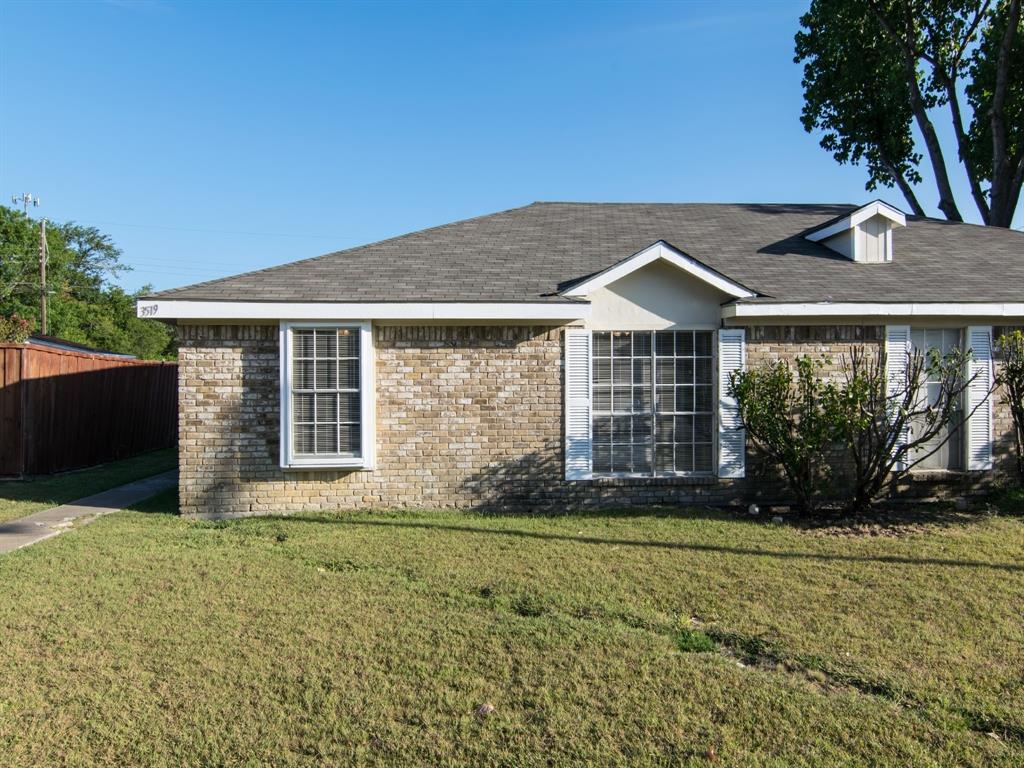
[559,241,757,300]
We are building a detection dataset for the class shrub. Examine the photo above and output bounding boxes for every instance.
[997,330,1024,483]
[732,347,990,515]
[730,356,837,513]
[828,347,983,513]
[0,313,31,343]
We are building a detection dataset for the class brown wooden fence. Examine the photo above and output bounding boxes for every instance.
[0,344,177,477]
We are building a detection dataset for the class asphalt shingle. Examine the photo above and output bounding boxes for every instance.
[146,202,1024,304]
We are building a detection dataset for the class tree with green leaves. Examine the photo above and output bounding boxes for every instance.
[796,0,1022,227]
[0,206,174,359]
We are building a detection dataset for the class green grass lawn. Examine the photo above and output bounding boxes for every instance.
[0,491,1022,767]
[0,448,177,524]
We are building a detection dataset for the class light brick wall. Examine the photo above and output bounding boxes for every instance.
[177,324,741,517]
[176,323,1016,517]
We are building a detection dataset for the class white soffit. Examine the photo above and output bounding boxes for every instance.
[805,200,907,243]
[723,302,1024,319]
[561,241,756,300]
[136,300,591,321]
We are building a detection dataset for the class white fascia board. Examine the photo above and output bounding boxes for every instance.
[137,300,590,321]
[561,241,756,300]
[723,302,1024,319]
[806,201,907,242]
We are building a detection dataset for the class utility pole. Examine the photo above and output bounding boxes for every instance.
[39,219,48,335]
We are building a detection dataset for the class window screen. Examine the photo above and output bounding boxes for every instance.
[592,330,714,476]
[291,328,361,456]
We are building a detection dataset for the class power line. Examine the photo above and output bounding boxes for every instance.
[84,219,342,239]
[121,261,238,273]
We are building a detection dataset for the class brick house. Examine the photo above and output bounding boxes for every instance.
[138,201,1024,516]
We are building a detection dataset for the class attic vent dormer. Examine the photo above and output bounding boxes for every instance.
[805,201,906,263]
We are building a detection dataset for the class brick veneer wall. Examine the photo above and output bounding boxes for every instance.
[177,324,742,517]
[176,323,1017,517]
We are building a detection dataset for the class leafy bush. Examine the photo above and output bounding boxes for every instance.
[732,347,988,515]
[729,356,837,513]
[0,313,31,343]
[997,330,1024,482]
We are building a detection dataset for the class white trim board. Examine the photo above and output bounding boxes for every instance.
[560,241,757,300]
[805,201,907,242]
[723,302,1024,319]
[279,321,376,471]
[138,300,590,321]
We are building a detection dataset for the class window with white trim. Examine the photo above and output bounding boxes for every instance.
[591,330,715,476]
[280,322,374,469]
[909,327,963,471]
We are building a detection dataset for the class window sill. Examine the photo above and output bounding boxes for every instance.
[906,469,969,483]
[281,458,373,472]
[579,474,719,486]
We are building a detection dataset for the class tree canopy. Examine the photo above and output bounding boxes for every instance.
[796,0,1022,226]
[0,206,175,359]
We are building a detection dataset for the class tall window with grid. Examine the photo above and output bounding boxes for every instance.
[591,330,714,476]
[291,327,362,457]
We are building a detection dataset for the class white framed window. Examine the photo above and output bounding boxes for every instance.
[909,328,963,472]
[279,321,375,470]
[591,330,715,477]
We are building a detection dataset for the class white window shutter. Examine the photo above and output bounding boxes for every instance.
[965,326,994,471]
[717,328,746,478]
[564,329,592,480]
[886,325,911,471]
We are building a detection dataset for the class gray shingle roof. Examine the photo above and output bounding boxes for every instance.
[147,202,1024,304]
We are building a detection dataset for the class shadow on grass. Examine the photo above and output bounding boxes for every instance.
[259,515,1024,573]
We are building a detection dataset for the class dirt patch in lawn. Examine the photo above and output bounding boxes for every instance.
[741,503,1011,539]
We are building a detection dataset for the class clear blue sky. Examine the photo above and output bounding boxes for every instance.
[1,0,1012,294]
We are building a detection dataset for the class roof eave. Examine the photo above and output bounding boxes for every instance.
[136,299,591,322]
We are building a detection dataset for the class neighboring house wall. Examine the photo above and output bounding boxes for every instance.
[176,322,1017,517]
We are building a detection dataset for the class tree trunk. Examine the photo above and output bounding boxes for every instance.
[882,158,927,216]
[988,0,1021,228]
[906,66,964,222]
[944,80,992,223]
[868,0,965,221]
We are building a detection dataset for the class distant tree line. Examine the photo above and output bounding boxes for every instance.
[0,205,175,359]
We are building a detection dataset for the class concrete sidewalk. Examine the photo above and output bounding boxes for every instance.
[0,470,178,555]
